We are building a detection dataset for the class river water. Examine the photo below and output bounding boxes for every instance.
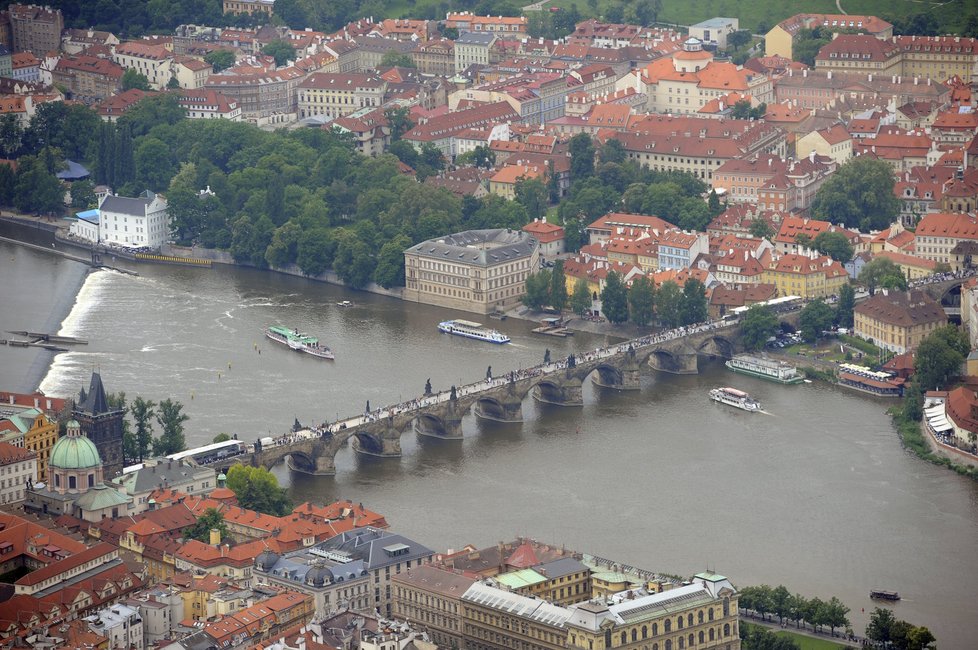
[3,239,977,647]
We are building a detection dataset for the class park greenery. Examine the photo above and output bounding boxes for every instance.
[225,465,292,516]
[858,258,908,296]
[798,299,835,343]
[811,158,900,232]
[739,624,799,650]
[738,585,850,637]
[865,607,936,650]
[3,98,719,292]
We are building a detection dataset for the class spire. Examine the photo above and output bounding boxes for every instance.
[81,372,110,415]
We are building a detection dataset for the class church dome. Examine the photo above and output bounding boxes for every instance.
[50,432,101,470]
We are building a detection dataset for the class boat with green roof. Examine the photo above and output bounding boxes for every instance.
[264,325,334,359]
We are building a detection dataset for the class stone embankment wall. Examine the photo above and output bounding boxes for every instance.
[162,244,405,299]
[922,424,978,469]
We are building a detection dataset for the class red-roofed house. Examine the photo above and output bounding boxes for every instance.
[97,88,156,122]
[488,163,545,199]
[113,41,175,89]
[763,253,848,298]
[795,123,852,164]
[773,216,858,256]
[178,88,242,121]
[522,219,565,258]
[586,212,676,244]
[915,212,978,268]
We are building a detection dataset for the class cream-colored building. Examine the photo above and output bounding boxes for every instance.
[853,289,946,354]
[113,41,174,90]
[393,565,476,649]
[914,212,978,267]
[404,229,540,314]
[634,38,773,115]
[0,442,36,505]
[171,56,212,90]
[296,72,387,120]
[223,0,274,15]
[795,124,852,165]
[567,573,741,650]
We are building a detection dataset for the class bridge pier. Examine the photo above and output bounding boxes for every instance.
[352,433,402,459]
[591,351,642,390]
[532,376,583,407]
[648,345,699,375]
[473,396,524,423]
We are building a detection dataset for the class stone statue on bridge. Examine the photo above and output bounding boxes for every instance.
[365,400,370,414]
[486,366,492,380]
[544,348,551,364]
[450,385,457,401]
[568,354,576,368]
[424,378,432,395]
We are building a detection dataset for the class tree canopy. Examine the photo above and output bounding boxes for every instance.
[811,158,900,231]
[798,299,835,342]
[225,465,292,516]
[741,305,779,350]
[262,40,297,66]
[859,257,907,295]
[183,508,230,543]
[627,276,655,326]
[812,231,854,263]
[600,271,629,324]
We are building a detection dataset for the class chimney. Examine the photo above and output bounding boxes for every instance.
[210,528,221,546]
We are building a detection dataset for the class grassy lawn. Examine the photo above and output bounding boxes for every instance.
[774,629,853,650]
[540,0,966,35]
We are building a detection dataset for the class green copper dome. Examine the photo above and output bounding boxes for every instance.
[50,433,101,470]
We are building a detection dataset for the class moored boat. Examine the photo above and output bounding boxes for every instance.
[438,319,510,344]
[264,325,335,360]
[336,300,354,308]
[709,387,761,412]
[726,354,803,384]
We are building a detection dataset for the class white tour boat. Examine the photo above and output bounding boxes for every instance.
[437,319,510,344]
[709,387,761,412]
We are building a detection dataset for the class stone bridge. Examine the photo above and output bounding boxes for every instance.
[244,324,742,475]
[917,275,974,319]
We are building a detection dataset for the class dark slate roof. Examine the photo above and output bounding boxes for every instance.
[457,32,497,45]
[406,228,538,267]
[536,557,587,580]
[56,159,90,180]
[79,372,111,415]
[316,528,433,570]
[99,194,152,216]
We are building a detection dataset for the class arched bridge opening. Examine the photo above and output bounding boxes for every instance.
[697,336,734,360]
[352,431,384,454]
[286,451,317,473]
[413,413,456,438]
[589,363,624,388]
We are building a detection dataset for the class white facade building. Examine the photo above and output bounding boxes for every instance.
[0,441,37,505]
[97,191,170,249]
[85,603,144,650]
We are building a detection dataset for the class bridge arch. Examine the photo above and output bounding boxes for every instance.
[413,412,458,438]
[697,335,735,359]
[285,450,317,473]
[588,362,625,388]
[351,431,384,454]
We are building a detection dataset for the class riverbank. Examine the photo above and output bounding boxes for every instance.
[892,409,978,479]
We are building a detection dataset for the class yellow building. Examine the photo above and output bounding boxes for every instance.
[795,124,852,165]
[496,557,592,606]
[118,526,180,583]
[765,14,893,59]
[461,582,570,650]
[223,0,273,15]
[488,164,546,200]
[853,289,946,354]
[874,251,936,280]
[19,409,57,481]
[763,253,848,299]
[567,573,741,650]
[894,36,978,86]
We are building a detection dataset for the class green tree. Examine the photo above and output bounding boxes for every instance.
[69,178,96,209]
[749,218,774,239]
[549,260,567,311]
[568,132,595,181]
[799,299,835,342]
[226,465,292,516]
[204,49,236,72]
[380,50,416,68]
[522,269,552,310]
[656,280,682,328]
[570,277,592,316]
[820,596,850,636]
[296,227,335,276]
[907,626,936,650]
[154,398,188,455]
[601,270,629,324]
[866,608,896,646]
[627,275,655,326]
[213,433,231,443]
[515,177,548,221]
[599,138,626,164]
[741,304,779,350]
[130,397,156,462]
[837,283,856,328]
[374,234,411,288]
[13,155,63,215]
[121,68,152,91]
[914,325,967,391]
[262,40,296,66]
[0,113,22,157]
[812,231,854,263]
[793,27,831,66]
[769,585,792,625]
[812,157,900,231]
[859,257,907,295]
[183,507,231,543]
[134,137,176,192]
[680,279,708,325]
[333,231,374,288]
[385,106,415,141]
